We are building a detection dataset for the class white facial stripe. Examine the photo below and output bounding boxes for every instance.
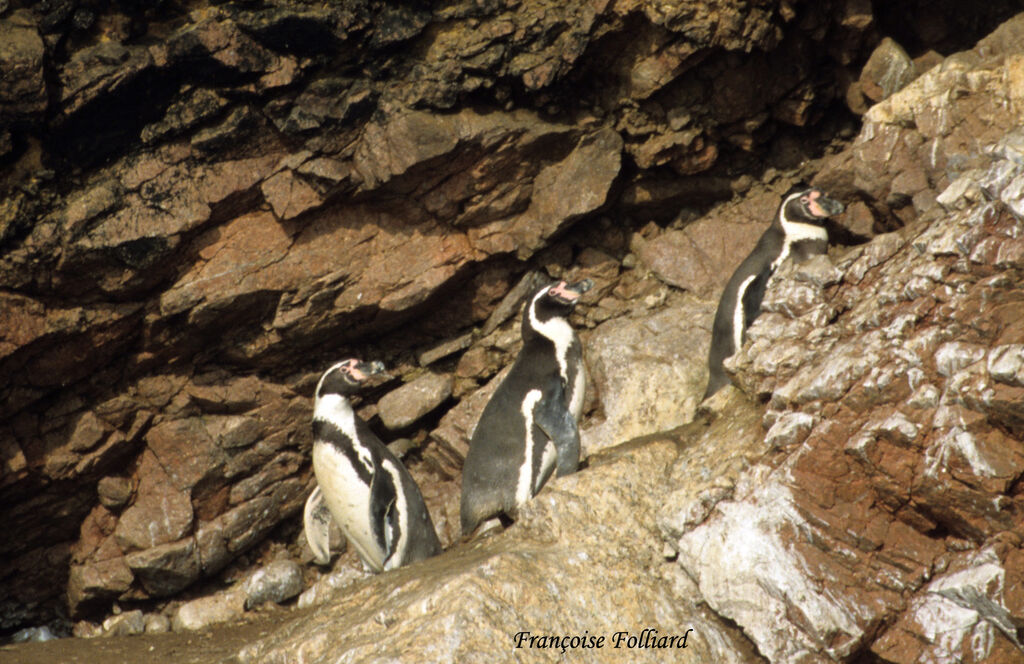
[733,274,758,355]
[380,458,409,571]
[774,193,828,272]
[315,361,347,399]
[516,390,543,507]
[528,288,576,382]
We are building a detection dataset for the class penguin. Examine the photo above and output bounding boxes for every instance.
[704,186,845,399]
[460,278,593,536]
[309,359,441,572]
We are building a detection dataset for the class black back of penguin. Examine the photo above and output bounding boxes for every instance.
[311,359,441,571]
[460,279,592,536]
[703,187,845,399]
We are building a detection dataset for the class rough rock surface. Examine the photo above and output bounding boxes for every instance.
[2,0,1024,661]
[378,373,453,432]
[662,25,1024,662]
[238,408,766,663]
[580,293,714,454]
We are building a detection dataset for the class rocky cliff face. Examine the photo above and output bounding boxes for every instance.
[2,0,1024,662]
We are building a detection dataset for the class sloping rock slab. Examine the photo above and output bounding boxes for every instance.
[238,438,761,663]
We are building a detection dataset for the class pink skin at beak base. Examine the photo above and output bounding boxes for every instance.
[805,190,829,218]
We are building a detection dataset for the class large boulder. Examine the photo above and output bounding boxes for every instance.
[662,32,1024,660]
[238,400,766,663]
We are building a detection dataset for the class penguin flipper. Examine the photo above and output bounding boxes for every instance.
[303,486,334,566]
[535,377,580,477]
[380,494,399,568]
[369,465,400,566]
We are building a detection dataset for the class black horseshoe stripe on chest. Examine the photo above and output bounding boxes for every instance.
[312,417,373,486]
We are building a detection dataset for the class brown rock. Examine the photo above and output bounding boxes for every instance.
[68,411,108,453]
[840,200,876,237]
[0,12,47,121]
[100,609,146,637]
[227,451,303,505]
[194,522,231,577]
[430,366,511,462]
[144,417,227,492]
[67,556,134,613]
[913,50,944,76]
[6,0,1024,645]
[454,346,491,380]
[417,333,474,367]
[686,109,1024,661]
[186,376,263,413]
[638,188,777,297]
[260,169,323,220]
[216,478,306,557]
[172,589,246,633]
[581,295,715,455]
[144,613,172,634]
[205,415,261,450]
[124,537,200,597]
[377,373,453,431]
[58,40,155,116]
[480,271,549,336]
[239,438,759,663]
[844,78,871,115]
[113,451,193,551]
[96,476,133,510]
[873,542,1024,663]
[859,37,916,103]
[833,16,1024,219]
[468,128,623,258]
[158,211,291,319]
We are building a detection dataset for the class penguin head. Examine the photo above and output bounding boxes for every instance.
[528,279,593,325]
[316,359,386,399]
[780,187,845,224]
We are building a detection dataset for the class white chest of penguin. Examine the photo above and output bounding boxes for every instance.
[311,438,385,569]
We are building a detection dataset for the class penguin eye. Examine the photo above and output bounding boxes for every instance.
[800,196,810,205]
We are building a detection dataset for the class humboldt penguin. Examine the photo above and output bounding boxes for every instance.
[309,359,441,571]
[461,278,593,535]
[704,186,845,399]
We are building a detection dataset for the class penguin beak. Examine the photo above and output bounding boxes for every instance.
[349,360,386,382]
